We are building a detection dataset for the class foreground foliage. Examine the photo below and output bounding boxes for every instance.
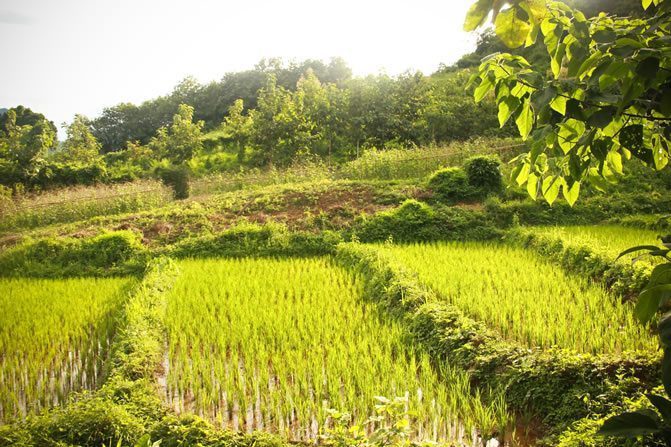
[468,0,671,205]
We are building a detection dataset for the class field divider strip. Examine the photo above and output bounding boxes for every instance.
[108,257,179,382]
[333,242,660,441]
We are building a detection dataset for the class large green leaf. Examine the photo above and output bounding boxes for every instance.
[660,89,671,116]
[527,172,540,199]
[577,52,604,79]
[636,57,661,80]
[542,175,561,204]
[587,107,616,129]
[519,0,547,24]
[617,245,661,260]
[495,7,532,48]
[658,311,671,347]
[557,119,585,153]
[550,96,568,115]
[664,348,671,396]
[635,284,671,324]
[590,138,611,161]
[515,162,531,186]
[598,411,660,437]
[649,263,671,286]
[516,99,534,140]
[607,151,623,175]
[474,77,494,103]
[562,180,580,206]
[498,96,521,127]
[621,124,653,164]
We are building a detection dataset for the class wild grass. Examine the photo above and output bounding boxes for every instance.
[164,257,509,444]
[0,180,172,234]
[0,276,132,423]
[338,138,522,181]
[378,242,656,355]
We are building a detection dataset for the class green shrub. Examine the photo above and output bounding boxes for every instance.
[427,167,474,201]
[157,165,191,199]
[168,222,342,258]
[464,155,503,196]
[21,393,147,447]
[0,231,147,277]
[351,199,502,243]
[427,156,503,203]
[486,192,671,227]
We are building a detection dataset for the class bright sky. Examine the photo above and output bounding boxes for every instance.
[0,0,477,137]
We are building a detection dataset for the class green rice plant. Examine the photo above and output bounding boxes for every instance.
[379,242,656,355]
[529,225,661,264]
[0,277,132,423]
[164,257,508,444]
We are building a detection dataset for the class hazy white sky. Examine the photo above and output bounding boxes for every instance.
[0,0,477,135]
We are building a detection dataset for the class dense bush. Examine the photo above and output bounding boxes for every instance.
[426,167,474,201]
[464,155,503,195]
[426,156,502,203]
[351,199,502,242]
[485,191,671,227]
[157,165,191,199]
[0,231,147,277]
[168,222,342,258]
[0,161,109,190]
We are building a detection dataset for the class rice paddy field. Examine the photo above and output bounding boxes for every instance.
[529,225,661,262]
[0,277,132,423]
[378,242,657,355]
[163,257,509,444]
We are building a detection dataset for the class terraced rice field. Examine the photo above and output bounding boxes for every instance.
[164,257,508,443]
[529,225,661,262]
[0,277,132,422]
[379,242,656,354]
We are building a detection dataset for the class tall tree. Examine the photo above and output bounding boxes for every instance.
[249,75,310,166]
[0,109,56,175]
[59,115,102,164]
[221,99,253,162]
[149,104,203,165]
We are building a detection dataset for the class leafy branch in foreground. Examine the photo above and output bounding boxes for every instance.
[596,238,671,442]
[466,0,671,205]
